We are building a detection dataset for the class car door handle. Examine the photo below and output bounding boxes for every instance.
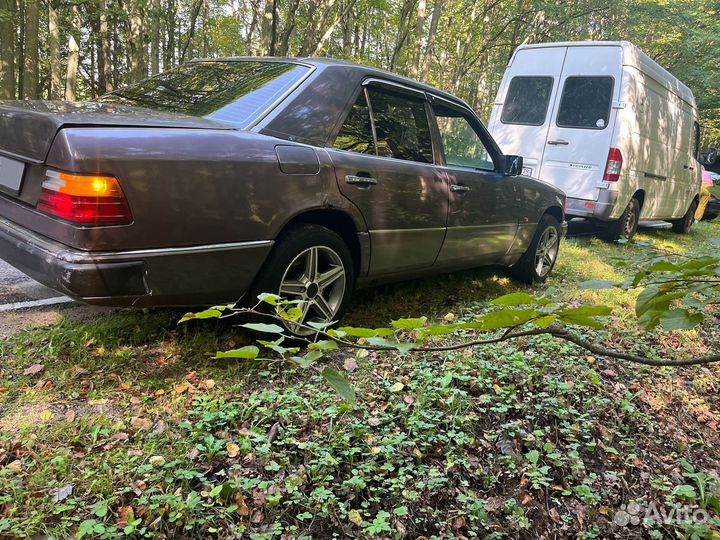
[547,139,569,146]
[345,174,377,187]
[450,184,471,193]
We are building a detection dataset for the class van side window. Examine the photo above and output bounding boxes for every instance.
[333,89,375,155]
[366,87,434,164]
[693,122,701,160]
[433,104,494,171]
[557,76,614,129]
[501,76,553,126]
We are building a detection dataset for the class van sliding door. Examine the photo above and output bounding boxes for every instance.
[541,46,623,202]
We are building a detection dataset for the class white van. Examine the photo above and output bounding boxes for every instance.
[488,41,702,240]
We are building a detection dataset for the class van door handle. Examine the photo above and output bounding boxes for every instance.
[345,174,377,187]
[450,184,471,193]
[547,139,569,146]
[683,165,695,171]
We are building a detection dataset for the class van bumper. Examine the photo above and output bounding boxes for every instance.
[565,190,619,221]
[0,216,273,307]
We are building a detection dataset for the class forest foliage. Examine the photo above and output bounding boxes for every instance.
[1,0,720,143]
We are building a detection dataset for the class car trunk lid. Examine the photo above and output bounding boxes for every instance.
[0,100,231,163]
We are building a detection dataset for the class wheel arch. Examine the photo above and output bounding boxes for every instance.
[543,205,564,224]
[278,209,363,275]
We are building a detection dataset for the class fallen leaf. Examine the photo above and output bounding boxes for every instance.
[52,484,74,503]
[149,455,165,467]
[39,410,54,423]
[227,443,240,458]
[201,379,216,390]
[174,383,189,394]
[368,417,380,427]
[403,395,415,404]
[235,493,250,516]
[88,399,108,405]
[6,460,22,472]
[65,410,76,423]
[131,417,152,430]
[23,364,44,376]
[549,507,561,523]
[267,422,280,444]
[152,420,167,435]
[343,357,358,372]
[443,312,456,321]
[389,382,404,392]
[117,506,134,528]
[348,509,363,525]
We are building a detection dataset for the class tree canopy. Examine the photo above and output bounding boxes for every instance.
[1,0,720,143]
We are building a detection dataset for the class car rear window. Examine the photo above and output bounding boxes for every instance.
[501,76,554,126]
[556,76,614,129]
[99,61,310,128]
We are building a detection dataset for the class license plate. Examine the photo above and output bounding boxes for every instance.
[0,155,25,195]
[522,166,533,176]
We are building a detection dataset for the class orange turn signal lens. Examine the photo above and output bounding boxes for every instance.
[43,170,124,198]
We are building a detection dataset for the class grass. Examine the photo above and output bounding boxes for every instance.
[1,222,720,539]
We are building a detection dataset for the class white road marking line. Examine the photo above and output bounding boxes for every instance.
[0,296,74,313]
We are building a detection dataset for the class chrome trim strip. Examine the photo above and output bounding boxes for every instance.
[103,240,274,257]
[370,227,445,234]
[644,172,667,181]
[0,149,43,164]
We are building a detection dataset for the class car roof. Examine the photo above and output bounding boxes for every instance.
[191,56,469,110]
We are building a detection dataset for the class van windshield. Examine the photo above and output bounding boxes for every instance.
[556,76,613,130]
[501,76,553,126]
[99,60,310,128]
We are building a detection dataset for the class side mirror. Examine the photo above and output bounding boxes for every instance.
[502,154,523,176]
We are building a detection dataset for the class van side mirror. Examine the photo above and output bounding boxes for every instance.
[502,154,523,176]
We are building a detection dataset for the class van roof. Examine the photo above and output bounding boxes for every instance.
[512,41,695,107]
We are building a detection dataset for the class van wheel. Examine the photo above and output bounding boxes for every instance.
[603,197,640,242]
[511,214,561,284]
[671,200,698,234]
[249,225,355,336]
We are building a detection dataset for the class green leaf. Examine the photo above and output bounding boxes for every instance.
[215,346,259,360]
[659,309,703,331]
[526,449,540,465]
[291,350,322,368]
[241,322,285,334]
[532,315,558,329]
[390,317,427,330]
[258,339,299,355]
[578,279,618,290]
[491,292,537,305]
[337,327,378,338]
[556,305,612,329]
[636,288,685,318]
[367,337,417,355]
[278,307,304,322]
[648,261,682,272]
[178,308,223,323]
[374,328,396,337]
[309,340,339,351]
[257,293,282,305]
[321,368,356,402]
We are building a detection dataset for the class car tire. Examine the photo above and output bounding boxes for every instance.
[671,200,698,234]
[511,214,561,284]
[248,224,355,336]
[603,197,640,242]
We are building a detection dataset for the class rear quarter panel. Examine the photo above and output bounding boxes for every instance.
[41,127,362,251]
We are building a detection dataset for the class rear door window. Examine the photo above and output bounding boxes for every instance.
[556,76,614,129]
[333,89,375,155]
[366,87,433,164]
[501,76,554,126]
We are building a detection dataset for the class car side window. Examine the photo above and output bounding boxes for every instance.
[366,87,433,164]
[433,104,495,171]
[333,89,375,155]
[556,76,614,129]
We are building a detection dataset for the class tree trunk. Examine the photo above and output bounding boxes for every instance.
[98,0,113,92]
[312,0,357,56]
[277,0,300,56]
[15,0,24,98]
[259,0,275,55]
[419,0,442,82]
[165,0,176,67]
[150,0,161,74]
[180,0,202,63]
[126,0,147,81]
[23,0,38,98]
[410,0,426,78]
[0,0,16,99]
[48,1,62,99]
[65,4,81,101]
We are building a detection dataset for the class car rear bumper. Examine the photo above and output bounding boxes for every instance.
[565,190,619,221]
[0,216,273,307]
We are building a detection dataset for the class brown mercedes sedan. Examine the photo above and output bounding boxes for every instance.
[0,58,566,330]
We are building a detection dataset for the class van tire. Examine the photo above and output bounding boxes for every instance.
[671,200,698,234]
[511,214,561,284]
[603,197,640,242]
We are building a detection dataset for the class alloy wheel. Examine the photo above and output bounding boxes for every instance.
[623,204,638,238]
[278,245,346,335]
[534,227,559,278]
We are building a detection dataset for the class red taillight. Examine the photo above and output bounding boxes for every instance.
[37,170,132,225]
[603,147,623,182]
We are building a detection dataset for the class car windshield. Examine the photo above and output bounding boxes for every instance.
[98,60,310,128]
